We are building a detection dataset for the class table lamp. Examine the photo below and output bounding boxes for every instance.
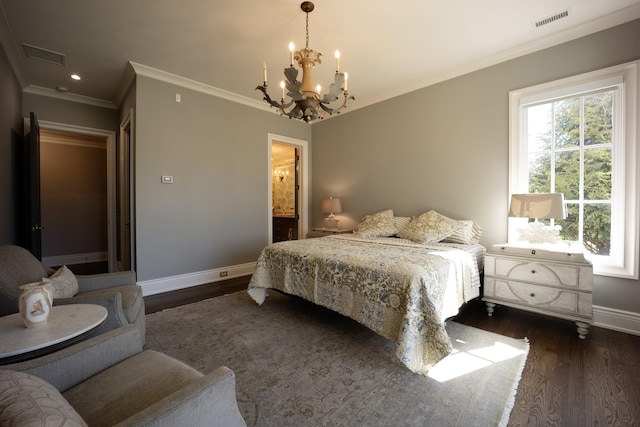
[509,193,566,244]
[321,197,342,229]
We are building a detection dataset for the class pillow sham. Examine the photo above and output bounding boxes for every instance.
[442,220,483,244]
[355,209,397,238]
[398,210,464,244]
[43,265,79,299]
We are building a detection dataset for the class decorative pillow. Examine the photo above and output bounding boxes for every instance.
[43,265,79,299]
[0,370,87,427]
[393,216,413,234]
[398,210,464,244]
[355,209,397,238]
[442,220,483,244]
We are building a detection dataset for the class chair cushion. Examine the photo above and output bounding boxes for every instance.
[0,370,87,427]
[62,350,202,426]
[77,285,144,324]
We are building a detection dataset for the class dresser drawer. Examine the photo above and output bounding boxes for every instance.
[484,278,592,318]
[486,256,591,291]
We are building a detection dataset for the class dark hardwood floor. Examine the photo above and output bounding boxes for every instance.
[144,279,640,427]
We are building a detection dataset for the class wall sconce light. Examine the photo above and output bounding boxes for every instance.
[321,197,342,229]
[509,193,566,244]
[273,169,289,182]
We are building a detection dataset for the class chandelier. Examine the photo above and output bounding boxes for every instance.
[256,1,354,123]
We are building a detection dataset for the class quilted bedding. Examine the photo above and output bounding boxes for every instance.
[247,234,484,374]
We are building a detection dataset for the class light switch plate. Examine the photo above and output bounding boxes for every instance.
[161,176,174,183]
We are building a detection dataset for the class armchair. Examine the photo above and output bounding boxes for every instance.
[0,244,145,344]
[0,325,247,426]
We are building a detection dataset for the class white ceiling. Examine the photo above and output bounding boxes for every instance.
[2,0,640,113]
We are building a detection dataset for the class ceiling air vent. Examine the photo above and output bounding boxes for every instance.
[534,10,569,28]
[22,43,65,66]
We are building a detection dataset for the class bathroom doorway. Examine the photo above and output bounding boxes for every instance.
[268,134,309,243]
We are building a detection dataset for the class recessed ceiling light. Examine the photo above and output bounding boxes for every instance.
[70,74,81,81]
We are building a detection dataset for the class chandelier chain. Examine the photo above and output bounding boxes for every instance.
[305,11,309,50]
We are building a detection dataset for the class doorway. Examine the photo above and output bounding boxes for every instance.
[39,129,108,269]
[35,119,117,271]
[268,134,309,242]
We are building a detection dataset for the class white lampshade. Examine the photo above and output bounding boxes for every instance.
[508,193,566,219]
[321,197,342,214]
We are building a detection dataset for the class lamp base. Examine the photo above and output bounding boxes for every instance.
[324,215,339,230]
[516,220,562,244]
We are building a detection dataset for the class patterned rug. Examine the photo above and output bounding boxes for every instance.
[144,291,529,427]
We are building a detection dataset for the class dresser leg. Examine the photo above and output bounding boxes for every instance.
[485,302,495,317]
[576,321,590,339]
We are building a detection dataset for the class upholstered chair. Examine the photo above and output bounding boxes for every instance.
[0,244,145,344]
[0,325,247,426]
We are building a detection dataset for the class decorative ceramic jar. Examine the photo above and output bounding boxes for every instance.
[18,282,53,328]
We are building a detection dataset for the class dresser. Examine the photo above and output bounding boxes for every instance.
[483,243,593,339]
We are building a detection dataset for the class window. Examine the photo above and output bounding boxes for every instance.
[509,61,639,278]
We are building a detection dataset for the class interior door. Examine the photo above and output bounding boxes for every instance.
[18,112,43,259]
[116,112,133,271]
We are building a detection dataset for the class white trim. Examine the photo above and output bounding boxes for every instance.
[267,134,310,242]
[138,262,256,296]
[593,305,640,336]
[42,251,108,267]
[23,85,117,110]
[130,61,273,114]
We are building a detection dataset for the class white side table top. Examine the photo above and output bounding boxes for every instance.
[0,304,108,359]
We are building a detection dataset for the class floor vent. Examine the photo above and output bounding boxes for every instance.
[534,10,569,28]
[22,43,66,66]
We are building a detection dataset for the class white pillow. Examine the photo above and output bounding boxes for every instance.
[442,220,483,244]
[355,209,397,238]
[43,265,79,299]
[393,216,413,234]
[398,210,464,244]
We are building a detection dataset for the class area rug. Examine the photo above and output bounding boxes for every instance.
[144,291,529,427]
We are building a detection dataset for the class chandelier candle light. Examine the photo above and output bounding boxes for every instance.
[256,1,354,123]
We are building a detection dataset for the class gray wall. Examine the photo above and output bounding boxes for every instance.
[133,76,310,281]
[22,94,118,131]
[311,19,640,313]
[0,47,23,244]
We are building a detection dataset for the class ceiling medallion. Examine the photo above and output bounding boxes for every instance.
[256,1,354,123]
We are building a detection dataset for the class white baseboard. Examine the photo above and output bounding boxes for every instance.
[42,251,108,267]
[138,262,256,296]
[593,305,640,336]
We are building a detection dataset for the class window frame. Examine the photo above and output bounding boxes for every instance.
[509,61,639,279]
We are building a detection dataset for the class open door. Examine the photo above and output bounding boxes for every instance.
[17,112,43,259]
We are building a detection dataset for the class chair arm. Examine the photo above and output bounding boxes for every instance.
[115,366,247,427]
[2,324,142,392]
[76,270,137,293]
[54,293,129,333]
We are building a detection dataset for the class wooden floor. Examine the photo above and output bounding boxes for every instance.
[145,278,640,427]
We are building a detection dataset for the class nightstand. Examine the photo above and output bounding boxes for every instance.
[306,228,353,238]
[482,243,593,339]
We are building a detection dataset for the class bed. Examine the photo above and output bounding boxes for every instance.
[247,210,485,375]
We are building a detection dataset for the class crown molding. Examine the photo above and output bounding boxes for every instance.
[129,61,273,114]
[23,85,117,110]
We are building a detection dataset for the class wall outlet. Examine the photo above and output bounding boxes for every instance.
[219,271,228,277]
